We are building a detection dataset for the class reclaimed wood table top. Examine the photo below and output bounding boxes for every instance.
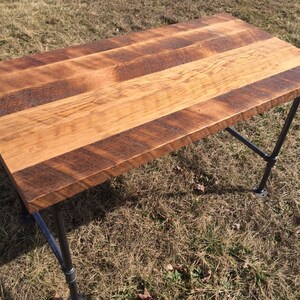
[0,13,300,213]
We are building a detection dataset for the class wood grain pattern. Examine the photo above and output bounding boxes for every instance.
[2,38,300,173]
[0,13,299,213]
[0,19,268,116]
[0,13,235,74]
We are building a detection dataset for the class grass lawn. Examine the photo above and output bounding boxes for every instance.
[0,0,299,299]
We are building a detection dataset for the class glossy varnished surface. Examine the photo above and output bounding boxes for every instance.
[0,13,300,212]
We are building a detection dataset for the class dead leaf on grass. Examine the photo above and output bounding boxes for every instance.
[242,261,250,269]
[137,288,153,300]
[165,264,174,271]
[50,292,63,300]
[195,183,205,192]
[201,269,212,283]
[173,264,189,275]
[232,223,241,230]
[175,165,183,172]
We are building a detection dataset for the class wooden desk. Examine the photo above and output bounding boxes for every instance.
[0,13,299,299]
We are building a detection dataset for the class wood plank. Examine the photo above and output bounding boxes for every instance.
[0,18,261,116]
[0,27,270,117]
[1,37,300,173]
[0,13,235,74]
[12,66,300,212]
[0,19,252,90]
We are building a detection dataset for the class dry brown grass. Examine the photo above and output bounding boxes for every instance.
[0,1,300,299]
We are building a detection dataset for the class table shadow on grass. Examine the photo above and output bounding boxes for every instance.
[0,160,138,267]
[0,155,250,268]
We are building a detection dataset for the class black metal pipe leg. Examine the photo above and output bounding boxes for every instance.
[19,197,34,224]
[53,204,81,300]
[254,97,300,196]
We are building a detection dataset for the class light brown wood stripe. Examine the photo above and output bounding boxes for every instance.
[0,14,300,213]
[11,66,300,212]
[0,13,234,74]
[0,18,267,116]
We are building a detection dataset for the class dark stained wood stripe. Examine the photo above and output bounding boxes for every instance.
[0,27,271,117]
[0,13,235,74]
[114,28,271,81]
[12,66,300,213]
